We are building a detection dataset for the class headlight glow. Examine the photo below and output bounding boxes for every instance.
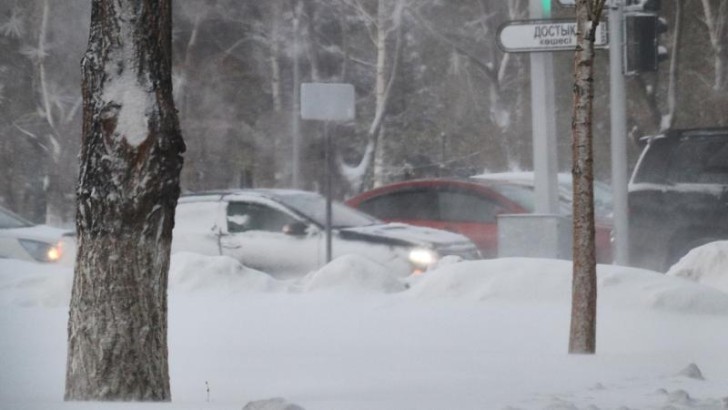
[408,248,438,268]
[19,239,63,263]
[47,243,62,262]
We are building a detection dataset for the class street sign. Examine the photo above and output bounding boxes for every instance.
[300,83,355,121]
[299,82,356,265]
[558,0,575,5]
[497,19,609,53]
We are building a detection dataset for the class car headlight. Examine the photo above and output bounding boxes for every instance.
[408,248,438,270]
[19,239,63,263]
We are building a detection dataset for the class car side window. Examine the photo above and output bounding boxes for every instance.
[227,202,296,233]
[669,136,728,184]
[632,139,672,184]
[359,190,439,220]
[438,190,500,223]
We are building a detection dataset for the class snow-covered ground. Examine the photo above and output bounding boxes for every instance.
[1,243,728,410]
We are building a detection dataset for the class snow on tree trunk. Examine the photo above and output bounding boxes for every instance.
[65,0,184,401]
[568,0,604,355]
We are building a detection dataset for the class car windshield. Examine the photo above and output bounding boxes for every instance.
[275,192,380,228]
[477,174,613,218]
[0,207,33,229]
[488,183,571,214]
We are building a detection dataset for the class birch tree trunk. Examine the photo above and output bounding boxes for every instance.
[700,0,728,91]
[569,0,605,355]
[269,0,283,112]
[339,0,403,193]
[65,0,184,401]
[371,0,390,188]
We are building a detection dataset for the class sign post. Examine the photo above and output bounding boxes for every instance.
[497,19,610,53]
[496,3,614,261]
[300,83,355,264]
[528,0,560,217]
[498,3,629,266]
[609,0,630,265]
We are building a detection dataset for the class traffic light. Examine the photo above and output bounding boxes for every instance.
[542,0,552,17]
[623,7,668,75]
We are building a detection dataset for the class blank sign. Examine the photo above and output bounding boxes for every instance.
[300,83,355,121]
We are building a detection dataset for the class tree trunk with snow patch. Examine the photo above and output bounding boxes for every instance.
[65,0,184,401]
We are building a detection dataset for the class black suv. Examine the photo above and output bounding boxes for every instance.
[628,128,728,272]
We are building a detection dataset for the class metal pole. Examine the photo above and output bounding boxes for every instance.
[291,2,302,189]
[324,122,333,263]
[609,0,629,265]
[529,0,559,215]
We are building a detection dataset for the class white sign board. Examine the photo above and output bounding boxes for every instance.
[558,0,575,5]
[497,19,609,53]
[300,83,355,121]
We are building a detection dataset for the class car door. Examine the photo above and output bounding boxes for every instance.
[219,200,320,278]
[435,188,506,258]
[356,188,440,227]
[628,138,673,267]
[355,184,506,257]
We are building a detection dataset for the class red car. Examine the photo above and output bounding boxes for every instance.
[346,178,613,263]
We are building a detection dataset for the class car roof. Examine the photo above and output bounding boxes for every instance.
[345,177,531,210]
[472,172,574,185]
[0,205,34,229]
[349,177,501,192]
[640,127,728,144]
[180,188,316,203]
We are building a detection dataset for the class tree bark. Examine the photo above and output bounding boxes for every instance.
[337,0,403,193]
[568,0,604,355]
[65,0,184,401]
[371,0,390,188]
[700,0,728,91]
[269,0,283,112]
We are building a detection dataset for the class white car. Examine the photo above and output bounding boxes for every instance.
[0,206,68,263]
[172,189,481,278]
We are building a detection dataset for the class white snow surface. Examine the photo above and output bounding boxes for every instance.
[667,240,728,294]
[1,253,728,409]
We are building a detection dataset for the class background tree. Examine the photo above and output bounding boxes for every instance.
[569,0,606,355]
[699,0,727,91]
[0,0,87,224]
[65,0,184,401]
[1,1,726,224]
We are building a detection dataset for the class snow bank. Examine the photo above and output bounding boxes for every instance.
[301,254,407,294]
[2,252,728,316]
[408,258,728,315]
[406,258,571,302]
[4,254,728,409]
[666,240,728,294]
[169,252,287,294]
[0,252,288,308]
[0,259,72,307]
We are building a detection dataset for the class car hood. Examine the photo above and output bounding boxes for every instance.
[0,225,69,242]
[339,223,475,250]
